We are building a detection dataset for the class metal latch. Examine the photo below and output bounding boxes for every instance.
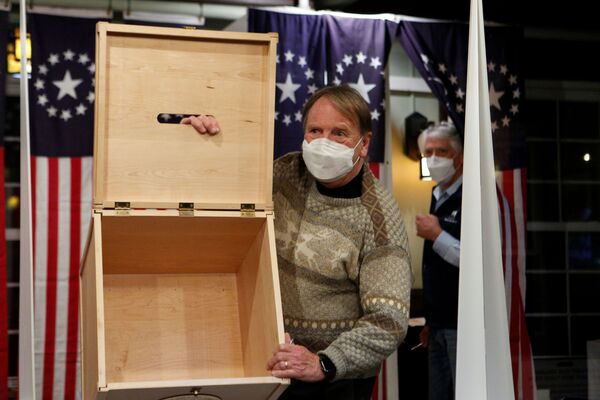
[241,203,255,217]
[178,202,194,217]
[115,201,130,216]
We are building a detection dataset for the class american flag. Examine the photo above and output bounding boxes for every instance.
[248,8,390,163]
[1,9,9,400]
[28,12,100,400]
[397,19,535,399]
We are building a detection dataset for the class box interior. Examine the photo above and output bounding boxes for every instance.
[99,215,279,383]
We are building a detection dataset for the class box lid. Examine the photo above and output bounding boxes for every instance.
[93,22,277,210]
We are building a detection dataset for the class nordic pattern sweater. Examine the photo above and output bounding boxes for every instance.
[273,152,412,380]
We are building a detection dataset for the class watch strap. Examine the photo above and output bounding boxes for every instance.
[318,354,336,381]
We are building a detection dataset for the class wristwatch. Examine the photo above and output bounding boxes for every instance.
[318,354,337,381]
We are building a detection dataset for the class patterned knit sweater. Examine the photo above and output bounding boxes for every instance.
[273,152,412,380]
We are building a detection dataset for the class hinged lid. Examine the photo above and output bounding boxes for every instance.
[114,201,130,216]
[93,22,277,210]
[178,202,194,217]
[240,203,256,217]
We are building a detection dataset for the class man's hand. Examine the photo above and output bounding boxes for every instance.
[180,114,221,135]
[415,214,443,241]
[266,333,325,382]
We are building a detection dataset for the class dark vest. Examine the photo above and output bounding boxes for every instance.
[422,184,462,329]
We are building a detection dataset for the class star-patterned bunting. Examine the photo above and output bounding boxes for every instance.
[250,9,390,161]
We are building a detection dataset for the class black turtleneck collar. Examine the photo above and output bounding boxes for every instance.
[316,168,363,199]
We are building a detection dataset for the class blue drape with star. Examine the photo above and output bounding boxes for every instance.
[29,13,98,157]
[248,9,392,162]
[396,21,526,170]
[395,20,536,400]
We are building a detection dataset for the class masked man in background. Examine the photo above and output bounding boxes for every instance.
[415,122,464,400]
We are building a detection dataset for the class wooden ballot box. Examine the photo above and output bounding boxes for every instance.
[80,22,288,400]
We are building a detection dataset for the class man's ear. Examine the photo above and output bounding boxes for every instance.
[360,132,372,158]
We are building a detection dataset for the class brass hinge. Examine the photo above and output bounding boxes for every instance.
[115,201,130,216]
[178,202,194,217]
[241,203,255,217]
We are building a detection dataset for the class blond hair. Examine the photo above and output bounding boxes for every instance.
[302,85,372,136]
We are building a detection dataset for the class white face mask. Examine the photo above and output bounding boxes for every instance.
[426,156,456,184]
[302,138,362,183]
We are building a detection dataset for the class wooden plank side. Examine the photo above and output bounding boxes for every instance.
[100,215,264,275]
[99,201,272,211]
[93,23,276,209]
[102,34,268,206]
[237,214,287,382]
[236,220,271,377]
[93,23,108,207]
[98,209,268,218]
[263,35,278,212]
[80,214,107,399]
[266,214,286,350]
[104,380,281,400]
[97,21,278,43]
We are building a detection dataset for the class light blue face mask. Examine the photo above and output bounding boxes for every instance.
[302,138,362,182]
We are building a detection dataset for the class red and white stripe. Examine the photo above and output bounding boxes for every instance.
[497,168,537,400]
[32,156,92,400]
[371,357,387,400]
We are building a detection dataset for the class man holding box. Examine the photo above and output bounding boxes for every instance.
[184,86,412,400]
